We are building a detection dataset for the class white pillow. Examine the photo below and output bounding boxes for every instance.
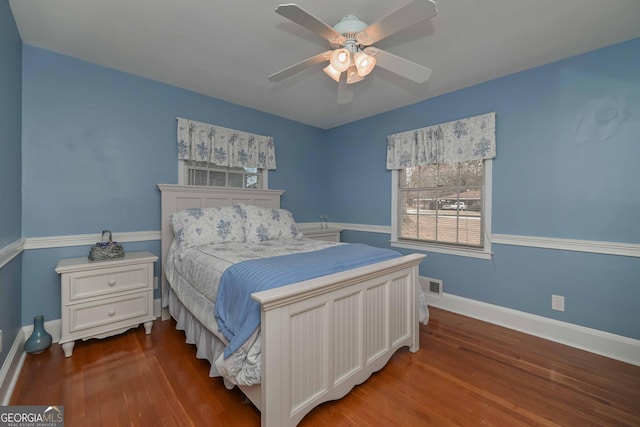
[170,205,245,257]
[238,204,300,243]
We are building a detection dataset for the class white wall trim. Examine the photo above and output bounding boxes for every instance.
[330,222,391,234]
[426,291,640,367]
[0,329,26,405]
[492,233,640,258]
[23,231,161,250]
[0,238,24,269]
[296,222,324,232]
[391,240,492,259]
[297,223,640,258]
[9,227,637,258]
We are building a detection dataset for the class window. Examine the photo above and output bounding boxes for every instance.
[391,159,492,259]
[178,160,267,189]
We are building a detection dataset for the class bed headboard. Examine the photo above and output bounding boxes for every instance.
[157,184,284,318]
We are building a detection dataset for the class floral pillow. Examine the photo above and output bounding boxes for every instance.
[238,204,300,243]
[170,205,245,257]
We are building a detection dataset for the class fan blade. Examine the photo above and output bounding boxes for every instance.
[365,47,432,83]
[275,4,346,45]
[357,0,437,46]
[337,71,353,104]
[269,50,331,82]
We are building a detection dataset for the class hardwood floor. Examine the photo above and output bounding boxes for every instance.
[11,307,640,426]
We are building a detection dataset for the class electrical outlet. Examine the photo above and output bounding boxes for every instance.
[552,295,565,312]
[153,276,158,290]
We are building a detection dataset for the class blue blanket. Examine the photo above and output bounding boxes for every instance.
[215,243,401,358]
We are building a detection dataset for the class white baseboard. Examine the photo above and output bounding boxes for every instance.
[426,292,640,367]
[0,330,26,405]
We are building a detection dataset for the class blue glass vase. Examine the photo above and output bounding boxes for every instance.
[24,315,52,354]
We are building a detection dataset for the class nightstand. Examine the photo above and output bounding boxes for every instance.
[302,228,342,242]
[55,251,158,357]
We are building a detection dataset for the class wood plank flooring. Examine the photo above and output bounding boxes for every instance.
[11,307,640,426]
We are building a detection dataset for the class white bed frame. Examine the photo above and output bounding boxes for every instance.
[158,184,425,426]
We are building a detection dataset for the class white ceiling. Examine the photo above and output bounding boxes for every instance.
[9,0,640,129]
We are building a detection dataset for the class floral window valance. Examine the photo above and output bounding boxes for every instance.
[386,112,496,169]
[177,118,276,170]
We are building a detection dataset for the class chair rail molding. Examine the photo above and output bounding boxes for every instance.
[5,227,639,258]
[299,223,640,258]
[23,231,161,250]
[492,233,640,258]
[325,222,391,234]
[0,239,25,269]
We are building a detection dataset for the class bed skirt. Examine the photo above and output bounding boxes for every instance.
[169,290,230,382]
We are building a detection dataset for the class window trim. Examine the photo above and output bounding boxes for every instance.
[390,159,493,260]
[178,159,269,189]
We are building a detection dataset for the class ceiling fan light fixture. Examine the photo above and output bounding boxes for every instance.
[330,48,351,72]
[354,51,376,77]
[271,2,438,103]
[323,64,341,82]
[346,66,364,84]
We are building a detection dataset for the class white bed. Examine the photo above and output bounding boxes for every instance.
[158,184,425,426]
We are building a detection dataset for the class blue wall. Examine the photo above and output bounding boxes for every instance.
[327,38,640,339]
[21,46,327,237]
[20,45,327,324]
[0,0,23,367]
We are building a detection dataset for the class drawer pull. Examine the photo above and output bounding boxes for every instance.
[107,310,116,317]
[107,280,116,287]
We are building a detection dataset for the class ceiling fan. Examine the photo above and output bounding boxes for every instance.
[269,1,438,104]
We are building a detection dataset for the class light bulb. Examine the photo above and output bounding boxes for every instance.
[330,48,350,72]
[354,51,376,77]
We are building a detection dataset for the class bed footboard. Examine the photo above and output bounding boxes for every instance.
[247,253,425,426]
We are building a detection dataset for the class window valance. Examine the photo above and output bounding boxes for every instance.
[177,118,276,170]
[386,112,496,170]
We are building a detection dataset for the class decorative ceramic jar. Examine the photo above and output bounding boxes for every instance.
[24,315,52,354]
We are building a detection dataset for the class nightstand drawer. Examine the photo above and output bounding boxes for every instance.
[67,264,151,301]
[68,292,151,333]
